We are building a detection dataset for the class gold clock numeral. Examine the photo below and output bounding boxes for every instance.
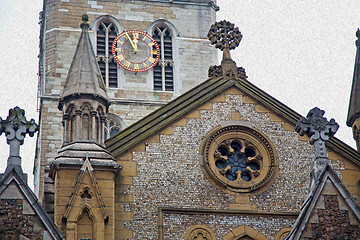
[124,60,131,67]
[115,48,122,52]
[143,62,148,68]
[151,50,158,55]
[133,32,139,40]
[142,35,147,41]
[148,57,156,63]
[117,54,124,61]
[148,42,155,47]
[117,39,124,44]
[134,64,139,70]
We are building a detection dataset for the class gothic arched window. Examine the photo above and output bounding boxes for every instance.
[77,209,93,239]
[152,24,174,91]
[95,20,119,88]
[104,113,126,141]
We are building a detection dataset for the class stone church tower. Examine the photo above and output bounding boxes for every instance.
[34,0,218,211]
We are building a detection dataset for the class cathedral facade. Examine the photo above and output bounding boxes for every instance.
[29,0,360,239]
[35,0,218,209]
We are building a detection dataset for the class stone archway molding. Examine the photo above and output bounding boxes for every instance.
[222,225,268,240]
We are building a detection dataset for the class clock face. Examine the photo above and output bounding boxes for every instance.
[112,30,160,72]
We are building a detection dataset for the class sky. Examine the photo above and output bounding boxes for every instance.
[0,0,359,190]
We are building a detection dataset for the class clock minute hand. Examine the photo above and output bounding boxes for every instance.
[132,32,139,53]
[132,37,138,52]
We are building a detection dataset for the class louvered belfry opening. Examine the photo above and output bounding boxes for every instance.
[96,21,118,88]
[153,26,174,91]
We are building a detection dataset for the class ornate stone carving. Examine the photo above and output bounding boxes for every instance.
[295,107,338,145]
[207,20,242,51]
[295,107,339,181]
[203,126,278,193]
[0,107,38,167]
[208,65,222,78]
[207,20,244,79]
[185,225,215,240]
[208,65,247,79]
[237,66,247,79]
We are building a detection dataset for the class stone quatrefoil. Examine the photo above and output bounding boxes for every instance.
[214,139,261,182]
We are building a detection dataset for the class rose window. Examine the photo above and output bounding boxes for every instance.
[215,140,261,182]
[202,125,278,193]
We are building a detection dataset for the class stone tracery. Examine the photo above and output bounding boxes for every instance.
[203,125,277,193]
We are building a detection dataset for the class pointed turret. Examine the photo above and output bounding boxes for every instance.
[50,15,121,239]
[58,14,109,111]
[58,14,110,145]
[347,29,360,151]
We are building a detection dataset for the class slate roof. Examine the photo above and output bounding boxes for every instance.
[105,75,360,167]
[58,20,109,110]
[0,165,64,240]
[285,164,360,239]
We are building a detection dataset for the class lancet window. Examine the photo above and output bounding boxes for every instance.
[104,113,125,141]
[96,20,118,88]
[77,209,93,240]
[152,24,174,91]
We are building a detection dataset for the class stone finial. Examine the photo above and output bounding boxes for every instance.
[82,13,89,23]
[295,107,339,181]
[207,20,242,51]
[207,20,243,78]
[81,13,89,29]
[0,107,38,167]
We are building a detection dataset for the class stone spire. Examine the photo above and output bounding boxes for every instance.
[58,14,110,145]
[347,29,360,151]
[0,107,38,171]
[295,107,339,184]
[58,14,109,111]
[51,14,120,175]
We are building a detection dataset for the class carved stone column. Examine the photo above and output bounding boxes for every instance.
[90,111,97,142]
[75,109,82,140]
[63,113,70,144]
[100,116,106,145]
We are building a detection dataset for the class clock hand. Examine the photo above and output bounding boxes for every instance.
[125,32,136,51]
[133,37,138,52]
[132,32,139,53]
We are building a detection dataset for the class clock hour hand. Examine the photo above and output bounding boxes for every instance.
[125,32,136,52]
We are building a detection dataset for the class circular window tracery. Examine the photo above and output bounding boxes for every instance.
[203,125,278,193]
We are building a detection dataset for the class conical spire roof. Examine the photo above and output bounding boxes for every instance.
[347,29,360,127]
[58,14,109,110]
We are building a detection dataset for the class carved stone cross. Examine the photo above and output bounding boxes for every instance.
[207,20,243,78]
[0,107,38,168]
[295,107,339,180]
